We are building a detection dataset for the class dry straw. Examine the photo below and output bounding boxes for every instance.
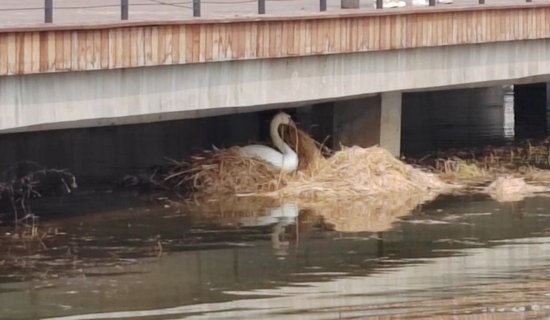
[166,127,450,201]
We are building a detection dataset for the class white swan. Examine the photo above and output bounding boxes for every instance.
[240,112,299,172]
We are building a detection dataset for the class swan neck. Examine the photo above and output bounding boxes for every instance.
[270,119,293,154]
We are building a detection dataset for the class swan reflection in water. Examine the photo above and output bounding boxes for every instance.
[186,191,437,254]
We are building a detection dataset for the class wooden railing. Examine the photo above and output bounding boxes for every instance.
[0,0,545,22]
[0,5,549,76]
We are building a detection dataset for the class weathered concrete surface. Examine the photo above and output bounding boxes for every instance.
[380,92,402,156]
[1,39,550,133]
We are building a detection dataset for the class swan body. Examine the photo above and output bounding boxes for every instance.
[240,112,299,172]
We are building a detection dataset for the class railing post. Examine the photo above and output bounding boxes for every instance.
[320,0,327,11]
[193,0,201,17]
[526,0,532,2]
[121,0,129,20]
[376,0,383,9]
[45,0,53,23]
[429,0,436,6]
[258,0,265,14]
[478,0,485,4]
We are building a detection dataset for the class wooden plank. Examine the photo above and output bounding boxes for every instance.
[171,25,180,64]
[280,21,289,56]
[46,31,56,71]
[191,25,201,62]
[333,18,341,53]
[255,22,265,58]
[129,27,139,67]
[91,30,101,69]
[199,24,207,62]
[0,35,8,75]
[299,20,308,55]
[371,16,379,51]
[65,31,74,70]
[291,21,299,56]
[162,26,173,64]
[178,25,187,63]
[39,32,49,72]
[113,28,123,68]
[7,34,18,75]
[21,32,32,74]
[151,27,159,65]
[100,29,110,69]
[340,18,349,52]
[156,26,167,64]
[85,30,94,70]
[310,20,320,54]
[205,24,214,61]
[273,22,283,57]
[143,27,153,65]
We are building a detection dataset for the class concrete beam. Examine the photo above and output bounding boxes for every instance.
[1,39,550,133]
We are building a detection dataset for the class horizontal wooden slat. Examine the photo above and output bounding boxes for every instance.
[1,7,550,76]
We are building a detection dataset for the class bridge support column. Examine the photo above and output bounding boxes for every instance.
[332,95,381,150]
[305,93,401,156]
[514,83,550,139]
[380,92,402,156]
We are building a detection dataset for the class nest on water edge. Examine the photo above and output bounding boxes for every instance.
[166,127,450,200]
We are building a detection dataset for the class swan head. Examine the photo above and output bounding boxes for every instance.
[273,112,295,127]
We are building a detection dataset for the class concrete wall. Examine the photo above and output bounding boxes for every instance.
[1,39,550,133]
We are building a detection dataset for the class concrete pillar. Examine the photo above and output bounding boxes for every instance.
[514,82,549,139]
[380,92,402,156]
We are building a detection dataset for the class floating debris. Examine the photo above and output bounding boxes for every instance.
[485,176,549,202]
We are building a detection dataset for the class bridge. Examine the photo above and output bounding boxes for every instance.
[1,0,550,160]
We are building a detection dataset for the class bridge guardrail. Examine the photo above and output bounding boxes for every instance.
[0,0,539,23]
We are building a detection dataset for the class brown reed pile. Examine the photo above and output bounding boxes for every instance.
[413,139,550,184]
[270,145,449,200]
[167,128,450,201]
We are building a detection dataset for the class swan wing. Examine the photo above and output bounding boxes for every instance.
[240,145,284,168]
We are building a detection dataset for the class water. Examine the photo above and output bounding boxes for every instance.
[402,87,514,155]
[2,192,550,319]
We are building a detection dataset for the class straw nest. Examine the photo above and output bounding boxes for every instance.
[167,127,450,201]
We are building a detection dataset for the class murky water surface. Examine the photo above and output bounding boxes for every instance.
[2,191,550,319]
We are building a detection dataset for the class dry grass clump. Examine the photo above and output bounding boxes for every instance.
[485,176,549,202]
[165,147,289,195]
[415,140,550,184]
[273,146,449,199]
